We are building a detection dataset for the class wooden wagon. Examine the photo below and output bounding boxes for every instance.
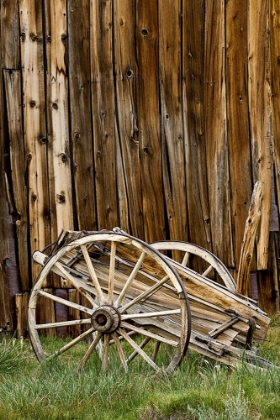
[28,228,272,374]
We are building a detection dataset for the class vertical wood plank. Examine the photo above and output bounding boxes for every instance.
[44,0,74,241]
[15,292,29,337]
[248,0,272,270]
[1,0,20,69]
[0,1,13,331]
[114,0,144,238]
[20,0,50,280]
[136,0,166,242]
[183,0,210,248]
[225,0,252,269]
[159,0,187,242]
[68,0,96,231]
[271,1,280,231]
[204,0,234,266]
[90,0,118,230]
[4,70,29,291]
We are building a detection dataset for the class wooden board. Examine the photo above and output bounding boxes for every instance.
[248,0,272,270]
[183,0,210,250]
[4,70,29,291]
[44,1,74,240]
[159,0,187,243]
[204,0,234,266]
[90,0,117,230]
[225,0,253,269]
[20,0,50,280]
[113,1,144,239]
[136,0,165,242]
[68,0,97,231]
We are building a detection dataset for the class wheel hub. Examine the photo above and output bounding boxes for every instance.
[91,305,121,333]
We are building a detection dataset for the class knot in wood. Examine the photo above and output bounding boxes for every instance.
[56,193,66,203]
[30,32,38,42]
[30,100,36,108]
[141,28,148,36]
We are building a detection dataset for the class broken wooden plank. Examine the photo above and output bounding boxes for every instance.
[236,181,263,296]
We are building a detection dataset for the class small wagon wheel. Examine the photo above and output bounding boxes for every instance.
[28,231,191,374]
[151,241,236,291]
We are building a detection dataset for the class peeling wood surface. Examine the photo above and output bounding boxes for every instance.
[236,182,263,296]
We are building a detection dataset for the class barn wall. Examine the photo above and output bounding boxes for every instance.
[0,0,279,334]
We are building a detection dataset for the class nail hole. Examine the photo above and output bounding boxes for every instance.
[126,69,133,78]
[141,28,148,36]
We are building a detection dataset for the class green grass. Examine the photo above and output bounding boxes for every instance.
[0,317,280,420]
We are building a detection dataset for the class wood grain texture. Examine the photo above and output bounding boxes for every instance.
[90,0,117,230]
[236,181,263,296]
[136,0,165,242]
[225,0,252,270]
[183,0,210,249]
[248,0,272,270]
[4,70,29,291]
[204,0,234,266]
[44,0,74,241]
[68,0,96,230]
[20,0,50,280]
[114,1,144,239]
[159,0,187,243]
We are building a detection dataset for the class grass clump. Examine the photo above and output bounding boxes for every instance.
[0,336,27,375]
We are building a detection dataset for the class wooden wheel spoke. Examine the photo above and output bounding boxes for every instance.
[121,321,178,347]
[202,264,213,277]
[126,337,151,364]
[118,328,159,371]
[119,275,170,313]
[181,251,190,266]
[102,334,110,371]
[80,244,105,304]
[35,318,91,330]
[46,327,95,360]
[111,332,128,371]
[152,341,161,361]
[115,251,146,307]
[37,290,94,316]
[121,309,181,320]
[77,331,102,371]
[108,241,116,304]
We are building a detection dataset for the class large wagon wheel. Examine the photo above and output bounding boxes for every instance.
[28,231,191,374]
[151,241,236,291]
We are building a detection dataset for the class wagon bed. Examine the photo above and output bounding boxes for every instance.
[29,229,272,373]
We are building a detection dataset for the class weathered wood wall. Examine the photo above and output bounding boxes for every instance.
[0,0,279,334]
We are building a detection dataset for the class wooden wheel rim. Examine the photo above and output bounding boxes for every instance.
[28,231,192,373]
[151,240,236,291]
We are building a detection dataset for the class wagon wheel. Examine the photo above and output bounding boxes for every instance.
[28,231,191,374]
[151,241,236,291]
